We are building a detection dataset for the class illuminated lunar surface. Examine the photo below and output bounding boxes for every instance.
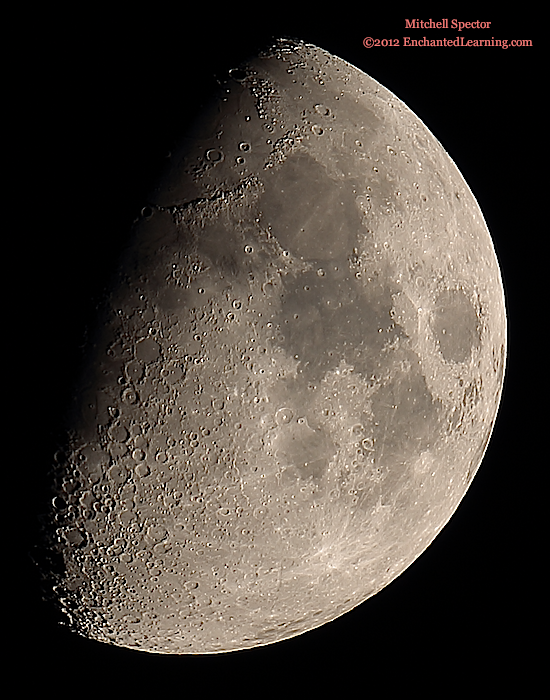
[37,39,506,654]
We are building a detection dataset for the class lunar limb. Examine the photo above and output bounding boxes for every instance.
[37,39,506,653]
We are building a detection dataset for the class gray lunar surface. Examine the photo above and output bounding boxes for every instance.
[38,39,506,653]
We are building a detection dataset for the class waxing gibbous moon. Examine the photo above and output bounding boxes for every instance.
[37,38,506,654]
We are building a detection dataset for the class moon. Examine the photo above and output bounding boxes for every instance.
[36,38,506,654]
